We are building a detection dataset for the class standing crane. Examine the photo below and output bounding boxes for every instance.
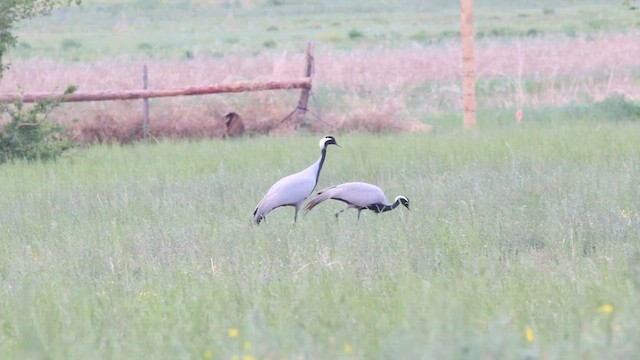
[253,135,340,224]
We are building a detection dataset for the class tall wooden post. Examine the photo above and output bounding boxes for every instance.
[460,0,476,129]
[292,41,314,128]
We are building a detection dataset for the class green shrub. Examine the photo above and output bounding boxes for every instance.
[591,94,640,121]
[137,42,153,52]
[623,0,638,11]
[0,86,76,164]
[587,19,607,30]
[563,25,577,37]
[409,30,429,42]
[224,37,239,45]
[348,29,365,39]
[438,30,460,39]
[61,38,82,51]
[526,28,543,37]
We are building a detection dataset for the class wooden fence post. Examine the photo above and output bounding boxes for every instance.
[460,0,476,129]
[292,41,315,128]
[142,65,149,138]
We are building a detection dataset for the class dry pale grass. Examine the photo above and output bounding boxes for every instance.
[1,33,639,142]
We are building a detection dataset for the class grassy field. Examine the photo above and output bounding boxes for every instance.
[1,120,639,359]
[11,0,639,60]
[1,2,640,358]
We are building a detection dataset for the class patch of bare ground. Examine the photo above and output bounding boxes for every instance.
[1,33,639,143]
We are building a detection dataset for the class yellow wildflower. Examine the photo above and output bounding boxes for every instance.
[243,341,252,350]
[203,350,213,359]
[243,355,255,360]
[525,327,535,343]
[228,328,239,339]
[344,342,353,354]
[138,290,156,298]
[598,304,614,314]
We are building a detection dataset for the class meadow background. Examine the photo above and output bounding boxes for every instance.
[1,0,639,140]
[1,0,640,359]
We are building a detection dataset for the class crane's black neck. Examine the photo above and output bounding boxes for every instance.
[371,198,401,213]
[314,147,327,187]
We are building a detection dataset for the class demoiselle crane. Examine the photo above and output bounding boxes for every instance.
[253,135,340,224]
[304,182,409,219]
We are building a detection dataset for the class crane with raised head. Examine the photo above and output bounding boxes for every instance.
[253,135,340,224]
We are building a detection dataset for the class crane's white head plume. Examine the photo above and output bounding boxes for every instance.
[395,195,410,209]
[319,135,339,149]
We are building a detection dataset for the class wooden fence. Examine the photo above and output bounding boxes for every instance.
[0,42,316,136]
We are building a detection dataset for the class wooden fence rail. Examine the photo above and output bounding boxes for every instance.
[0,77,312,103]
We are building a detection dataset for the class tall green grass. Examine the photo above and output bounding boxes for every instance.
[1,122,639,358]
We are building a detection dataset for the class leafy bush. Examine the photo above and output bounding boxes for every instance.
[0,86,76,164]
[0,0,81,78]
[592,94,640,121]
[624,0,639,11]
[61,38,82,51]
[348,29,364,39]
[408,30,429,42]
[543,7,555,15]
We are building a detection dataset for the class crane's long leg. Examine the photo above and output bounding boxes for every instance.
[293,206,300,224]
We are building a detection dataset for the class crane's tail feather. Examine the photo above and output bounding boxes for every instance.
[304,190,333,213]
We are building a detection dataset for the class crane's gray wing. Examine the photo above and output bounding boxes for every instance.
[254,171,317,221]
[326,182,387,207]
[304,182,387,212]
